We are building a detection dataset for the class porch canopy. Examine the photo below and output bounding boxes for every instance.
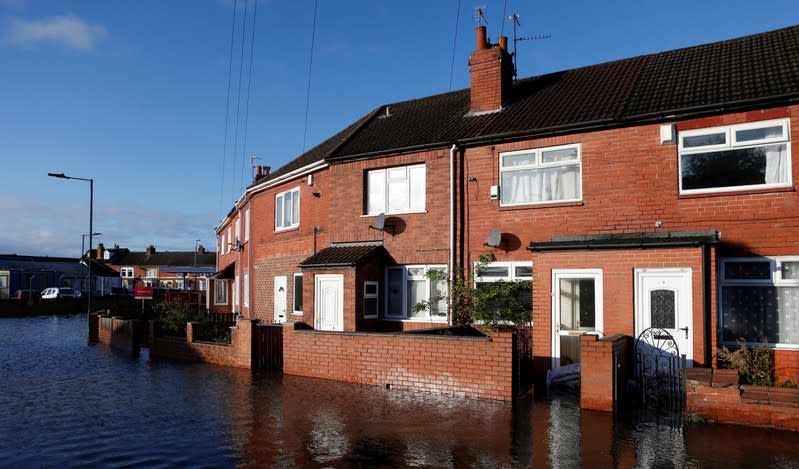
[210,263,235,279]
[528,230,720,252]
[299,241,386,269]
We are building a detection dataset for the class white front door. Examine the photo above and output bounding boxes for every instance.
[274,276,287,323]
[635,268,694,364]
[315,274,343,332]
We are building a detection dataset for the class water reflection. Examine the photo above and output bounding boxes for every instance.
[3,315,799,468]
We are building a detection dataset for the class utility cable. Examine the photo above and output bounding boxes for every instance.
[448,0,461,91]
[302,0,319,153]
[218,0,238,215]
[500,0,508,37]
[231,0,249,200]
[240,0,259,190]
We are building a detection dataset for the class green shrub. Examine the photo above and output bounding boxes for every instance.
[717,339,774,386]
[153,300,231,343]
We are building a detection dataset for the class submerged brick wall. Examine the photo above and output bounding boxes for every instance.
[686,368,799,431]
[148,318,255,368]
[90,314,140,357]
[283,326,515,400]
[580,334,632,411]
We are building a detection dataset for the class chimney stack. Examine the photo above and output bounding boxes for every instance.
[96,243,105,260]
[146,245,156,256]
[197,245,206,255]
[253,165,272,183]
[468,26,514,114]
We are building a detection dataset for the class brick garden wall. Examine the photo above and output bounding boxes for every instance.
[580,334,633,411]
[283,326,516,400]
[686,368,799,431]
[148,318,255,368]
[90,314,140,356]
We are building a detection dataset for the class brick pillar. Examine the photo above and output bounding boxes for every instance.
[580,334,630,412]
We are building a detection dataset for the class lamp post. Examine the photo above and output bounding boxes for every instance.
[48,172,94,316]
[194,239,201,312]
[82,232,102,298]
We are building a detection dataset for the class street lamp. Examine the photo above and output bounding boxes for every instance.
[48,172,94,316]
[82,232,102,298]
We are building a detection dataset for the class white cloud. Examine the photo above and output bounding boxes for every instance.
[6,15,107,50]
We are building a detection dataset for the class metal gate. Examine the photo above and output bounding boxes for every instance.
[254,323,283,370]
[635,327,686,412]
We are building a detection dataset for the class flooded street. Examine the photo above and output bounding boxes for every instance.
[2,314,799,468]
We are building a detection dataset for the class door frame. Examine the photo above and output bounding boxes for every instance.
[551,269,604,369]
[315,274,344,332]
[274,276,287,324]
[634,268,694,363]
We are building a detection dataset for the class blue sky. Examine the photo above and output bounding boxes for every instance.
[1,0,797,258]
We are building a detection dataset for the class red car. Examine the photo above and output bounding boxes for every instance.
[12,289,41,301]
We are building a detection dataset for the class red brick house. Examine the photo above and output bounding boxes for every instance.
[214,25,799,385]
[100,243,215,293]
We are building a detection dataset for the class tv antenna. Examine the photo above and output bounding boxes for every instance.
[473,5,487,27]
[508,13,551,78]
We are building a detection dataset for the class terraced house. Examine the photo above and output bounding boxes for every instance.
[212,25,799,386]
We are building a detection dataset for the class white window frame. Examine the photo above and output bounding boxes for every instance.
[145,268,158,279]
[366,163,426,215]
[364,281,379,319]
[678,118,792,195]
[293,273,303,315]
[120,267,134,278]
[235,217,241,246]
[243,273,249,307]
[474,261,533,283]
[275,187,300,231]
[214,279,228,305]
[384,264,447,321]
[244,207,250,242]
[720,256,799,349]
[499,143,583,207]
[233,274,240,308]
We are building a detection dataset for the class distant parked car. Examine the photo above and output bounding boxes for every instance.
[12,289,41,301]
[41,287,82,300]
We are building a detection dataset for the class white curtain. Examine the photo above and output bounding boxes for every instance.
[765,144,788,184]
[502,166,579,204]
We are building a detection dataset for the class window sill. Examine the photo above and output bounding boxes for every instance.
[361,210,427,218]
[679,186,794,199]
[381,317,448,323]
[498,200,584,210]
[274,225,300,234]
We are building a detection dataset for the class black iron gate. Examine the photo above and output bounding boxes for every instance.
[635,327,686,412]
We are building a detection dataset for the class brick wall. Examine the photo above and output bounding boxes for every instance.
[283,326,516,400]
[580,334,632,411]
[148,318,255,368]
[686,368,799,431]
[90,314,140,357]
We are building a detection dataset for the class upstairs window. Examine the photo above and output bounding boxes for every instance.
[145,268,158,278]
[120,267,134,278]
[500,144,582,206]
[367,164,426,215]
[679,119,791,194]
[276,187,300,231]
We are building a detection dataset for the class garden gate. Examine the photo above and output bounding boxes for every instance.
[635,327,686,413]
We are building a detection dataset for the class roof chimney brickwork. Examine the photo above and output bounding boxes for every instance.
[469,26,514,114]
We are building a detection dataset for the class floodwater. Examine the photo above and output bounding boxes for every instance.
[2,315,799,468]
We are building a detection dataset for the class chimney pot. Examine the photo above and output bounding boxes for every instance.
[499,35,508,51]
[198,245,206,255]
[146,245,156,255]
[476,26,488,50]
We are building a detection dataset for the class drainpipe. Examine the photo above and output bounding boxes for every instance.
[449,143,458,326]
[246,198,253,319]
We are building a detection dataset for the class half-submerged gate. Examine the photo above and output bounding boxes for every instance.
[254,323,283,370]
[635,327,686,412]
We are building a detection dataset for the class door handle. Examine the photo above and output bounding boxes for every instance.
[679,326,689,339]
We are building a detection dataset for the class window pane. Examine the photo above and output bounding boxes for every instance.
[387,178,409,213]
[387,269,404,316]
[681,144,787,191]
[293,275,303,312]
[367,170,386,214]
[502,152,535,167]
[722,286,799,344]
[542,147,578,163]
[514,265,532,278]
[724,261,771,280]
[480,265,509,277]
[291,190,300,225]
[275,195,283,227]
[407,278,427,318]
[736,126,783,143]
[650,289,676,328]
[501,166,580,204]
[365,282,378,295]
[364,297,378,317]
[559,278,595,330]
[388,167,407,180]
[409,165,426,211]
[782,262,799,281]
[683,132,726,148]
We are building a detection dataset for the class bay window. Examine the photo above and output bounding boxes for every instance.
[500,144,582,206]
[720,257,799,348]
[679,119,791,194]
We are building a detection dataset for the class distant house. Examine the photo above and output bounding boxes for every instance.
[99,243,216,294]
[213,25,799,385]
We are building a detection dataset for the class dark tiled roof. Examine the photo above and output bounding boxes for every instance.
[105,250,216,267]
[262,25,799,172]
[299,243,385,268]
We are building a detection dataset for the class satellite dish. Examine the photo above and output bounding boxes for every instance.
[372,213,385,231]
[485,229,502,247]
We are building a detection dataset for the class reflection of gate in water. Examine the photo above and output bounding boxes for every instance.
[635,327,686,413]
